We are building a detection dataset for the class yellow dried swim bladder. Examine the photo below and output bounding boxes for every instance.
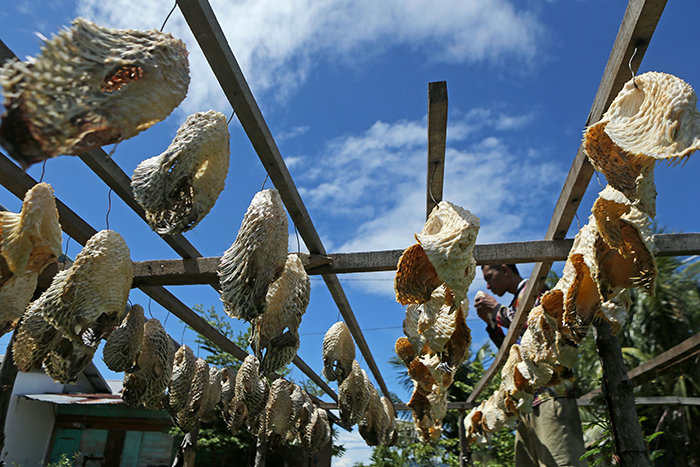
[0,18,190,167]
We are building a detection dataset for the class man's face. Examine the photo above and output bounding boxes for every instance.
[482,265,508,297]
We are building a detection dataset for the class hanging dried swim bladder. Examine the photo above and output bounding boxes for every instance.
[131,110,230,235]
[465,72,700,446]
[13,229,132,383]
[393,201,477,441]
[322,321,355,383]
[250,253,310,376]
[219,188,289,322]
[122,318,175,410]
[395,201,480,306]
[0,183,62,337]
[102,304,144,372]
[0,17,190,168]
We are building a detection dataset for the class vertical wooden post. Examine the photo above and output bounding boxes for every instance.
[171,422,199,467]
[592,319,650,466]
[427,81,448,219]
[254,440,266,467]
[0,327,20,456]
[458,409,470,467]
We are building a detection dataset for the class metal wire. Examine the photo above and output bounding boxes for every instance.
[160,1,178,31]
[629,47,639,88]
[39,160,47,183]
[261,174,269,190]
[106,188,113,230]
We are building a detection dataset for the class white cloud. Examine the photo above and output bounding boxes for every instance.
[76,0,545,109]
[333,428,374,467]
[278,125,311,141]
[294,110,564,297]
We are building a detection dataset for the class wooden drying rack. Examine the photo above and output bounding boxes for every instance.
[1,0,699,464]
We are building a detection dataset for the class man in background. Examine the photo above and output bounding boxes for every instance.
[475,264,586,467]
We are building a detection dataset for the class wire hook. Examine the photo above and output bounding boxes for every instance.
[39,160,47,183]
[261,174,269,190]
[160,1,178,31]
[428,161,440,210]
[629,47,638,89]
[294,225,301,253]
[106,188,113,230]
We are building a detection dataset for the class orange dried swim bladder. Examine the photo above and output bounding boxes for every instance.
[0,18,190,168]
[394,200,480,442]
[464,72,700,446]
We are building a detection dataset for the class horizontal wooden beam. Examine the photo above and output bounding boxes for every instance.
[316,401,475,411]
[177,0,390,399]
[318,397,700,411]
[581,331,700,400]
[577,396,700,407]
[467,0,668,404]
[127,234,699,287]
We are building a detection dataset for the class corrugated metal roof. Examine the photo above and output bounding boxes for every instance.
[23,393,123,405]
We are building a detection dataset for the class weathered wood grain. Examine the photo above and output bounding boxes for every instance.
[128,234,698,287]
[427,81,447,218]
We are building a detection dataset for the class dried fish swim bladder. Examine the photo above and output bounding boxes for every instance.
[322,321,355,383]
[103,304,144,372]
[122,318,175,410]
[219,188,289,322]
[131,110,230,235]
[395,201,479,306]
[42,230,133,346]
[0,183,62,336]
[584,72,700,205]
[0,18,190,168]
[338,360,371,427]
[250,253,310,376]
[168,344,197,414]
[416,201,480,304]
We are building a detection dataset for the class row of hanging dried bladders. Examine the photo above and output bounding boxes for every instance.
[0,18,348,452]
[463,72,700,444]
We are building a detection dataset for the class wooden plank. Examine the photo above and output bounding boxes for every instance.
[581,331,700,400]
[0,151,96,245]
[128,233,698,286]
[546,0,668,241]
[578,396,700,407]
[426,81,447,218]
[627,331,700,385]
[467,0,668,403]
[317,401,475,411]
[177,0,390,399]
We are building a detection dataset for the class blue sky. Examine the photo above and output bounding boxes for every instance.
[2,1,700,464]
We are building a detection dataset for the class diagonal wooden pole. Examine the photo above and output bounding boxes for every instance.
[467,0,668,404]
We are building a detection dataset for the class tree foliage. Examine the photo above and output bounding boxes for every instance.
[574,255,700,466]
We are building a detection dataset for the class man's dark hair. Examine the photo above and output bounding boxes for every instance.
[481,263,520,275]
